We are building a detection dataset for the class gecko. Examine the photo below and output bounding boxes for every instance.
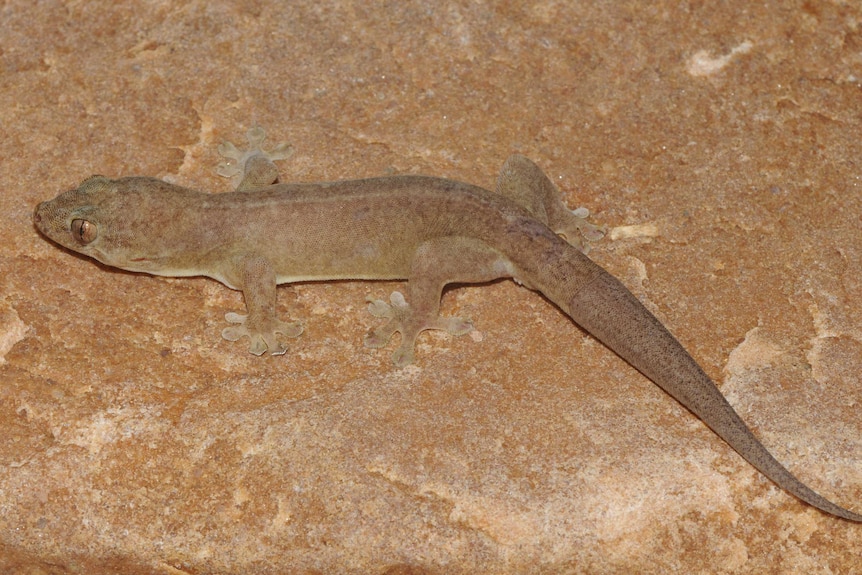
[33,126,860,522]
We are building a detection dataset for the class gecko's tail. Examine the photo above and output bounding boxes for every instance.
[559,266,862,522]
[492,158,860,521]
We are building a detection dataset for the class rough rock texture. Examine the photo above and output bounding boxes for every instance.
[2,1,861,573]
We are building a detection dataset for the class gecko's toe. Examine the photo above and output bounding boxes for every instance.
[391,345,416,368]
[248,336,269,356]
[221,312,302,355]
[221,324,246,342]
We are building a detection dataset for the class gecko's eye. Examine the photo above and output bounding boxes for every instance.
[71,219,97,244]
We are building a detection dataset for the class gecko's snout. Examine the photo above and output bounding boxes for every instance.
[33,201,52,232]
[33,200,56,238]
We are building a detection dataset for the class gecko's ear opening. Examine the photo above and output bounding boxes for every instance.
[71,219,97,244]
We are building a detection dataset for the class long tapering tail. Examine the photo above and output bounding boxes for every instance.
[564,269,861,521]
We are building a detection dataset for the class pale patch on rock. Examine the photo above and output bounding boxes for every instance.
[687,41,754,77]
[0,303,27,365]
[725,327,782,374]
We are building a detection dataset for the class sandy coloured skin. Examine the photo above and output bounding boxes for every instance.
[33,128,861,522]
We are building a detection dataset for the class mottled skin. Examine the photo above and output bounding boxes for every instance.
[33,128,860,521]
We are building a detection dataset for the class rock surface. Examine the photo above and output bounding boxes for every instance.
[2,0,861,573]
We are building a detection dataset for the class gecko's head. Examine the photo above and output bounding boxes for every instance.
[34,175,194,273]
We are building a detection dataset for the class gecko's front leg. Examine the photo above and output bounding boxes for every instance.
[220,255,303,355]
[217,125,293,192]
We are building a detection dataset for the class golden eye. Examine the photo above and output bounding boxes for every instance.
[71,219,97,244]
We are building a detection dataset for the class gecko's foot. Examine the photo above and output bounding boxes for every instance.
[221,311,303,356]
[217,126,293,191]
[554,207,607,253]
[364,291,473,367]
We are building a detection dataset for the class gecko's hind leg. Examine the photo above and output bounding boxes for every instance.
[496,154,605,251]
[364,237,515,367]
[365,291,473,367]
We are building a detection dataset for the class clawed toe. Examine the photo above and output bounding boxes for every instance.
[364,290,473,366]
[221,312,302,355]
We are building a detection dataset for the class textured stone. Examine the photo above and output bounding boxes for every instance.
[2,0,861,573]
